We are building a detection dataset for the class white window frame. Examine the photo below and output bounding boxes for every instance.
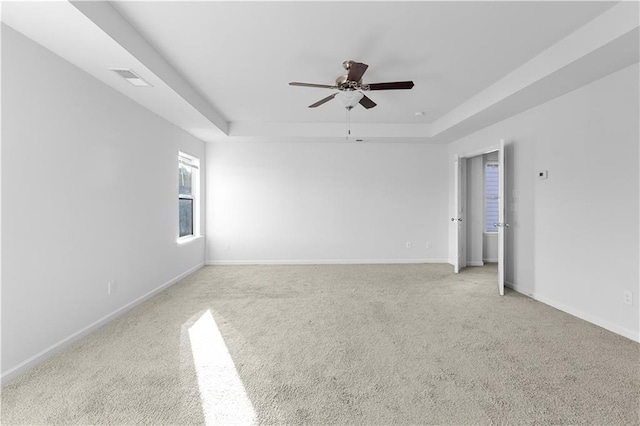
[178,151,201,244]
[484,161,499,234]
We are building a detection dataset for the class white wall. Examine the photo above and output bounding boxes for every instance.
[1,26,206,381]
[448,63,640,341]
[466,155,484,266]
[206,141,449,264]
[483,234,498,263]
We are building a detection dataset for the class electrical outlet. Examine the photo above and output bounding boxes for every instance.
[425,242,431,249]
[405,241,412,249]
[224,243,230,251]
[108,281,117,296]
[623,291,633,305]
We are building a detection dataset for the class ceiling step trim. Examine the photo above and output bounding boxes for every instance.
[70,1,229,136]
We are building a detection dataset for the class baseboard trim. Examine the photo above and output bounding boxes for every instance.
[483,258,498,263]
[505,280,527,293]
[206,258,450,266]
[467,261,484,267]
[505,281,639,343]
[1,262,205,385]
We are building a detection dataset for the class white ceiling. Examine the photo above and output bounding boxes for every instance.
[111,1,613,124]
[2,1,638,142]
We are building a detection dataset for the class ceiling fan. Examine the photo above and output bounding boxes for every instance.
[289,60,414,110]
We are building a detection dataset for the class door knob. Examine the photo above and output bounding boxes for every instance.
[451,217,462,222]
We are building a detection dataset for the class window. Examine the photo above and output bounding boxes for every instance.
[178,152,200,240]
[485,162,499,233]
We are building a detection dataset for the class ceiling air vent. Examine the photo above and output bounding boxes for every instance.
[110,68,152,87]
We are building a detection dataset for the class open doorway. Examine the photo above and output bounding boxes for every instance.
[465,151,499,267]
[452,140,507,295]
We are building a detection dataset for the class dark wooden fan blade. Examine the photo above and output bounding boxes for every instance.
[367,81,414,91]
[290,82,338,89]
[347,62,369,82]
[309,93,337,108]
[359,94,377,109]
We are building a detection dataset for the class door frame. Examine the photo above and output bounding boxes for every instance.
[452,140,507,295]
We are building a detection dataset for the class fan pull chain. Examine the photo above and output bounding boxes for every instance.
[346,107,349,140]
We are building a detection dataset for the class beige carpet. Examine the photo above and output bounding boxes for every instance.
[2,264,639,425]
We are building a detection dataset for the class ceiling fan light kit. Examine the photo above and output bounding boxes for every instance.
[335,91,364,109]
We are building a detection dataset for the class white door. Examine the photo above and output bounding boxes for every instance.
[453,156,466,273]
[497,139,507,295]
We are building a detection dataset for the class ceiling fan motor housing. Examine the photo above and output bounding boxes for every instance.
[335,75,364,90]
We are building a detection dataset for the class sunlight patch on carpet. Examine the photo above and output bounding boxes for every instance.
[188,309,257,425]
